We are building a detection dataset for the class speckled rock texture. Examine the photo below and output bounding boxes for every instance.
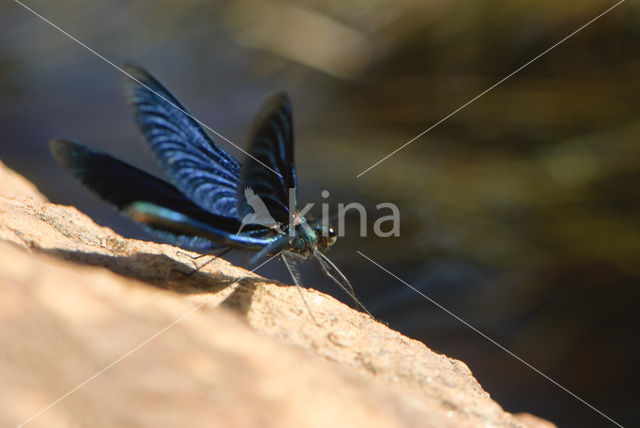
[0,161,554,428]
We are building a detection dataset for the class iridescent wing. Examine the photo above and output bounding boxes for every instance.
[238,92,297,224]
[50,140,277,252]
[122,65,241,219]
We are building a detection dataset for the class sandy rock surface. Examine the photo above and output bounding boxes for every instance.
[0,161,554,427]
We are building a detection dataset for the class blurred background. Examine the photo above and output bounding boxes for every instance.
[1,0,639,426]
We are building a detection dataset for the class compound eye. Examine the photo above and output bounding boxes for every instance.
[327,227,337,246]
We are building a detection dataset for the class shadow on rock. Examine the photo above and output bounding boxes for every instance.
[220,281,259,316]
[39,247,265,295]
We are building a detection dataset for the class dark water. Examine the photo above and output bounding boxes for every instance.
[2,1,639,426]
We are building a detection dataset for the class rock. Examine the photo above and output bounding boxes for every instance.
[512,413,557,428]
[0,161,555,428]
[0,160,47,202]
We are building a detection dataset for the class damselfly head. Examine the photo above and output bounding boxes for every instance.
[315,224,337,250]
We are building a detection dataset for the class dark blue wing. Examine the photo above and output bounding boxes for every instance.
[122,65,241,219]
[50,140,277,252]
[238,92,297,223]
